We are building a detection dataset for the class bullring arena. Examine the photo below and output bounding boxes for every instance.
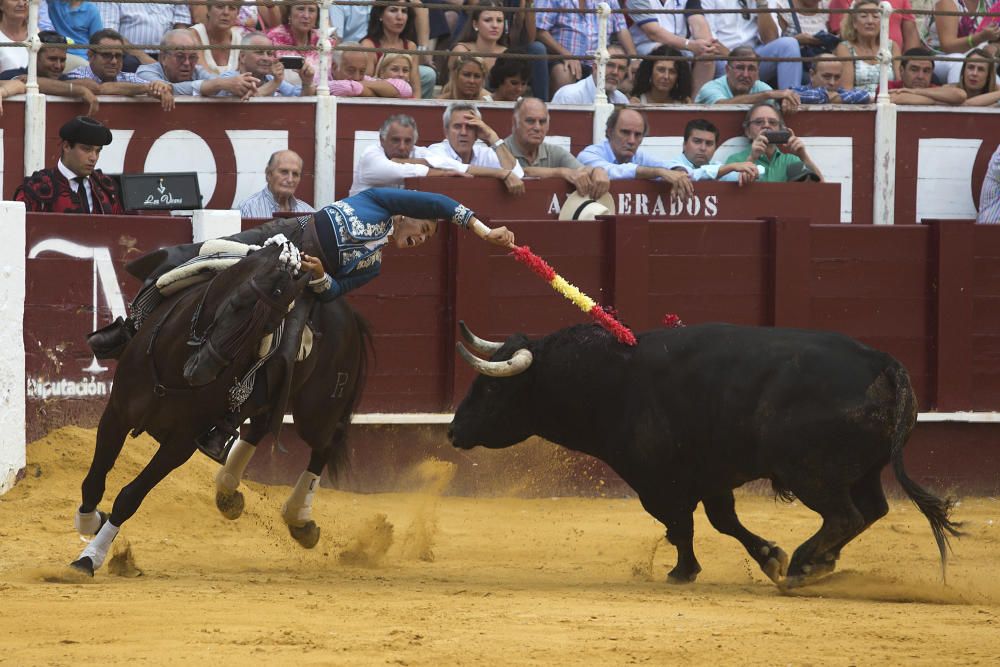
[4,1,1000,662]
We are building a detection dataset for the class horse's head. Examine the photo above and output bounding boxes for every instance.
[183,244,308,387]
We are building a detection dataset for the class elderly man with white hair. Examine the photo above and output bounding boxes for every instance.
[350,114,469,195]
[136,29,259,98]
[425,102,526,196]
[213,32,317,97]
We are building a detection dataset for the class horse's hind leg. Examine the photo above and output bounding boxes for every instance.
[71,439,197,577]
[76,406,130,536]
[214,416,268,520]
[282,448,326,549]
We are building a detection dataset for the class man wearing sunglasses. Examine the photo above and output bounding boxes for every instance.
[0,30,100,115]
[136,29,259,99]
[64,29,175,111]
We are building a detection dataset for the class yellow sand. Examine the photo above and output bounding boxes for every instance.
[1,426,999,665]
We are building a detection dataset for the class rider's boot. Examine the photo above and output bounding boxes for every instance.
[195,415,242,464]
[87,316,135,360]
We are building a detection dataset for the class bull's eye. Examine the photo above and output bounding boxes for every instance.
[272,289,283,298]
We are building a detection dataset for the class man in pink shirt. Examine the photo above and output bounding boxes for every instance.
[329,42,413,98]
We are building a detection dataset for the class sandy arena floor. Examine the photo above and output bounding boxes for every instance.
[1,426,998,666]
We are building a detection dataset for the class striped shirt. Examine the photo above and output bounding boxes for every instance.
[65,64,145,84]
[978,145,1000,224]
[536,0,628,57]
[239,187,314,219]
[98,3,192,52]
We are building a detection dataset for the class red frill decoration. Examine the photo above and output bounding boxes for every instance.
[590,306,638,346]
[511,245,556,282]
[511,245,638,346]
[662,313,685,328]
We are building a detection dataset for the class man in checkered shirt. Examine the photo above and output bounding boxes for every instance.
[64,29,175,110]
[98,1,191,70]
[535,0,636,96]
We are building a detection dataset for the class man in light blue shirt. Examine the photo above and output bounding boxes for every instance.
[213,33,317,98]
[329,3,370,43]
[137,29,258,97]
[551,44,631,105]
[665,118,762,185]
[577,108,693,199]
[694,46,801,114]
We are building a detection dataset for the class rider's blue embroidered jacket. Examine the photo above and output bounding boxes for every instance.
[312,188,474,301]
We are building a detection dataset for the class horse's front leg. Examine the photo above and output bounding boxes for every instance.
[75,405,131,536]
[214,415,269,520]
[70,438,197,577]
[282,448,326,549]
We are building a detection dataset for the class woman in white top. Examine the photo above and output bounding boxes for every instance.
[777,0,831,39]
[0,0,29,74]
[834,0,900,93]
[189,0,247,75]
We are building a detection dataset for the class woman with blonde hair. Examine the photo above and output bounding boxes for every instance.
[954,48,1000,105]
[437,55,492,100]
[376,52,417,97]
[189,0,246,75]
[0,0,29,73]
[834,0,901,93]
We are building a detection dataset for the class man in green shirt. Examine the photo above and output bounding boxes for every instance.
[724,103,824,183]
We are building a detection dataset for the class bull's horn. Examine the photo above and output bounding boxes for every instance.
[457,343,532,377]
[458,320,504,356]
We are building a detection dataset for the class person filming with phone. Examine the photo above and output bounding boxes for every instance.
[724,102,824,183]
[214,32,317,97]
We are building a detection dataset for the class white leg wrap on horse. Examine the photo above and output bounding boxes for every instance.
[281,471,320,527]
[79,522,120,571]
[74,509,103,535]
[215,439,256,493]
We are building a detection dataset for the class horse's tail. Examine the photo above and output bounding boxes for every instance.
[887,362,963,581]
[325,307,374,485]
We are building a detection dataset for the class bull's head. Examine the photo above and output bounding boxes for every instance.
[448,321,536,450]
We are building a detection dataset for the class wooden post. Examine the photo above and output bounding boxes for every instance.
[769,217,812,329]
[929,219,975,410]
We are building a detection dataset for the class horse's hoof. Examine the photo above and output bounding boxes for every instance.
[215,490,245,520]
[69,557,95,577]
[288,521,320,549]
[761,545,789,583]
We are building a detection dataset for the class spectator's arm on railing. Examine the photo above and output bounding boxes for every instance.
[889,86,967,106]
[0,79,25,116]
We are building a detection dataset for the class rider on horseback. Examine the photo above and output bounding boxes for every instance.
[88,188,515,462]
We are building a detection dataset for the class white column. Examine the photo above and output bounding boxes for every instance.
[872,1,897,225]
[591,3,615,146]
[0,201,27,495]
[314,95,337,206]
[191,209,242,243]
[23,0,44,175]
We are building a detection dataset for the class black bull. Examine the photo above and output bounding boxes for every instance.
[449,322,961,587]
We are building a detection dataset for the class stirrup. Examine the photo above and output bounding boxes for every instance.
[195,428,237,464]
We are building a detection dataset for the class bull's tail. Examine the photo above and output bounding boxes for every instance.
[325,309,373,485]
[887,363,963,582]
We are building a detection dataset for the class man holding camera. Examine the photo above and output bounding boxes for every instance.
[214,33,317,98]
[724,103,824,183]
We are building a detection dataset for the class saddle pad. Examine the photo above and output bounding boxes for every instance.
[155,244,252,297]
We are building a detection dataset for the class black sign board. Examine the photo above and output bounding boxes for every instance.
[120,173,202,210]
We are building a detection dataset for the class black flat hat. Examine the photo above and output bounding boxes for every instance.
[59,116,113,147]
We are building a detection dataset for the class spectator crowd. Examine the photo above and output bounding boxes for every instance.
[0,0,997,108]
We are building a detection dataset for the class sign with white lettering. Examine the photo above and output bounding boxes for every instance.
[121,173,202,210]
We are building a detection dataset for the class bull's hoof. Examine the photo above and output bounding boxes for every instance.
[215,490,245,520]
[288,521,320,549]
[761,545,790,584]
[69,557,95,577]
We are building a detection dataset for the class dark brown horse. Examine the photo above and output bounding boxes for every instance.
[71,236,371,576]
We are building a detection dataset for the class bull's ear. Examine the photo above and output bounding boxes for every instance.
[458,320,504,356]
[456,343,532,377]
